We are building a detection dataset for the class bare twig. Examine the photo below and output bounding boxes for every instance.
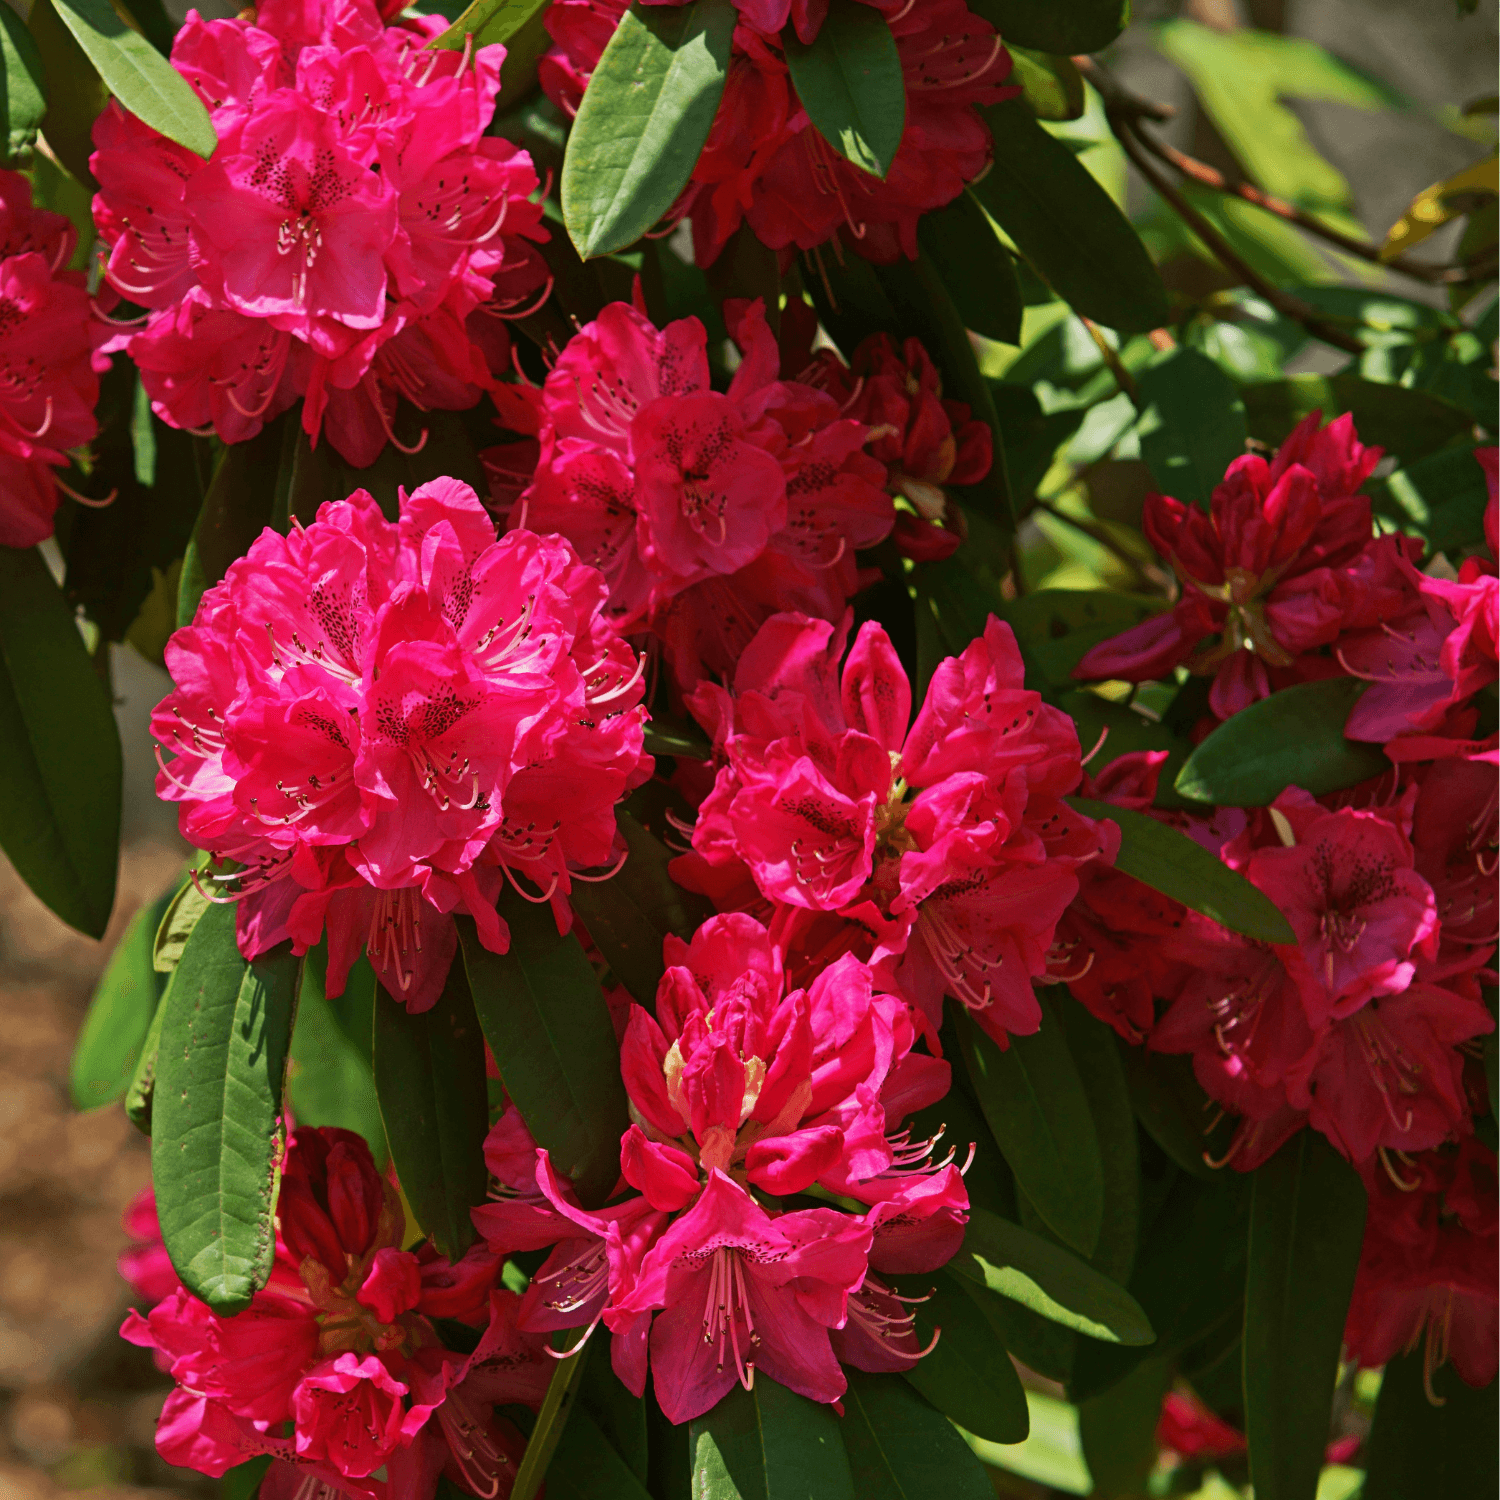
[1080,316,1141,402]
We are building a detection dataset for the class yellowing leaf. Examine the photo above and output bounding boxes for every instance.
[1381,153,1499,260]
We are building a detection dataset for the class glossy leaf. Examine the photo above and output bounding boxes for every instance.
[917,191,1023,346]
[1361,1351,1499,1500]
[50,0,214,157]
[841,1373,995,1500]
[151,901,301,1313]
[1068,797,1296,944]
[642,714,712,760]
[0,4,46,160]
[895,1270,1030,1444]
[154,867,209,972]
[690,1376,855,1500]
[459,898,630,1207]
[567,807,713,1007]
[1241,373,1473,462]
[1243,1131,1367,1500]
[71,888,172,1109]
[124,974,168,1134]
[949,1206,1154,1347]
[577,1353,649,1488]
[545,1406,652,1500]
[430,0,550,49]
[973,98,1168,333]
[1007,46,1084,121]
[0,546,122,938]
[957,1001,1104,1256]
[222,1457,272,1500]
[561,0,736,259]
[1175,676,1393,808]
[783,0,904,179]
[373,960,490,1259]
[1135,349,1248,508]
[513,1331,591,1500]
[1077,1357,1174,1499]
[967,0,1127,53]
[1120,1047,1221,1182]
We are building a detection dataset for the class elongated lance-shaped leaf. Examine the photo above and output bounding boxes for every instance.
[948,1206,1154,1347]
[459,898,630,1207]
[964,0,1127,53]
[561,0,736,260]
[917,191,1023,346]
[49,0,214,157]
[373,960,490,1259]
[783,0,904,179]
[124,973,169,1134]
[0,4,46,161]
[840,1372,996,1500]
[151,901,301,1312]
[957,1000,1105,1256]
[0,546,122,938]
[1077,1357,1175,1499]
[544,1405,652,1500]
[71,887,173,1109]
[690,1377,856,1500]
[1243,1131,1366,1500]
[1135,348,1248,508]
[1067,796,1296,944]
[1175,676,1392,808]
[512,1330,591,1500]
[429,0,549,50]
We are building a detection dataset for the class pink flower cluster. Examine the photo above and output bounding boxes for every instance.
[540,0,1016,265]
[152,478,650,1012]
[0,170,102,547]
[473,915,967,1423]
[91,0,547,466]
[502,298,894,691]
[122,1127,550,1499]
[670,609,1117,1046]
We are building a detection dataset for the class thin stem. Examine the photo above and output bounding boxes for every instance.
[1080,316,1141,403]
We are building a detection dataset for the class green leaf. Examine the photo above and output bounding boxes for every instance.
[154,865,210,972]
[690,1376,856,1500]
[1243,1131,1367,1500]
[151,901,301,1313]
[957,999,1104,1256]
[973,98,1168,334]
[1361,1352,1498,1500]
[1175,677,1392,808]
[1135,349,1248,508]
[949,1206,1155,1347]
[999,588,1164,691]
[1240,373,1473,463]
[567,807,713,1006]
[577,1352,650,1488]
[222,1456,272,1500]
[545,1405,652,1500]
[1077,1357,1174,1499]
[0,546,122,937]
[840,1372,995,1500]
[27,0,108,184]
[513,1332,592,1500]
[895,1270,1030,1444]
[373,959,490,1260]
[1007,47,1084,121]
[429,0,550,49]
[783,0,904,179]
[0,4,46,161]
[1368,442,1492,557]
[50,0,214,157]
[1119,1047,1220,1182]
[124,974,168,1134]
[459,896,630,1207]
[917,191,1023,346]
[561,0,736,259]
[966,0,1127,53]
[1067,797,1296,944]
[71,888,172,1109]
[643,714,712,760]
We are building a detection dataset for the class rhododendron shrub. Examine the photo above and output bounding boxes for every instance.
[6,0,1493,1492]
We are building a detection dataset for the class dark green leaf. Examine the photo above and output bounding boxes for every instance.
[966,0,1127,54]
[915,554,1006,661]
[115,0,177,59]
[124,975,168,1134]
[690,1376,856,1500]
[1368,442,1492,557]
[642,714,712,760]
[1243,1131,1366,1500]
[955,1235,1076,1384]
[373,959,490,1259]
[1007,46,1084,121]
[71,888,172,1109]
[1067,797,1296,944]
[1240,374,1473,462]
[841,1372,995,1500]
[1175,677,1392,808]
[50,0,214,156]
[949,1206,1154,1347]
[513,1333,591,1500]
[895,1270,1030,1444]
[578,1353,649,1488]
[973,98,1168,334]
[561,0,736,259]
[0,546,122,937]
[222,1456,272,1500]
[545,1405,652,1500]
[999,588,1164,690]
[783,0,904,179]
[957,1000,1104,1256]
[429,0,550,49]
[1135,349,1248,508]
[0,4,46,160]
[1362,1353,1498,1500]
[917,191,1023,346]
[27,0,108,184]
[568,807,713,1007]
[1119,1047,1221,1182]
[459,897,630,1207]
[151,901,301,1313]
[1077,1357,1174,1499]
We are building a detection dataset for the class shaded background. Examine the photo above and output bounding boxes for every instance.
[0,0,1493,1496]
